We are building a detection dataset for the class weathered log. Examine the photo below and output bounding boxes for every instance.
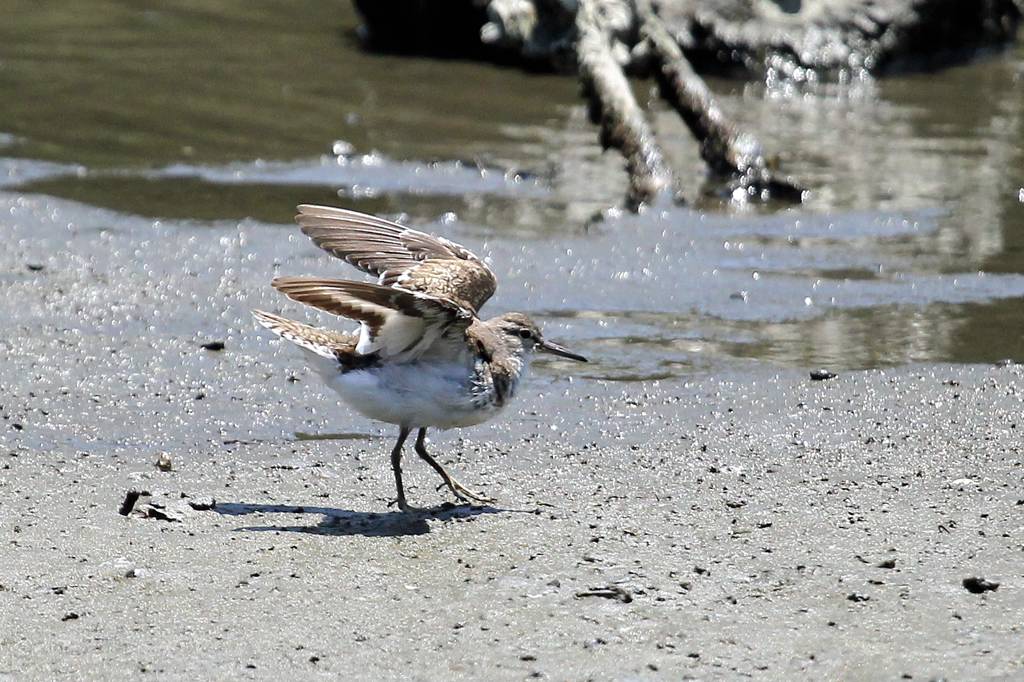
[350,0,1020,208]
[673,0,1022,80]
[473,1,1022,80]
[637,0,804,202]
[576,0,674,208]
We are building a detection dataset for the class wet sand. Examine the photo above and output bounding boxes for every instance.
[2,193,1022,680]
[1,7,1022,675]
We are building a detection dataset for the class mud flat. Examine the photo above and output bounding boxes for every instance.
[2,192,1023,680]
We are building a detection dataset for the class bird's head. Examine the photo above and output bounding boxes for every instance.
[493,312,587,363]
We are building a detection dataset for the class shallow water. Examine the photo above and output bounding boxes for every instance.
[1,2,1023,379]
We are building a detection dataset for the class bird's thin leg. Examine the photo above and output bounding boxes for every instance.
[388,426,414,511]
[414,428,495,505]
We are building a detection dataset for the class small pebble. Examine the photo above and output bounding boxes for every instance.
[186,496,216,511]
[810,369,838,381]
[962,577,999,593]
[201,341,226,351]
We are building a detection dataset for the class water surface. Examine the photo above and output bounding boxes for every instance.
[2,2,1023,379]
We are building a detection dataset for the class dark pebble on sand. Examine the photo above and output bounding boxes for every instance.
[61,612,79,621]
[877,559,897,569]
[810,369,838,381]
[962,577,999,593]
[575,586,633,603]
[847,592,870,602]
[201,341,226,351]
[187,497,217,511]
[26,263,45,272]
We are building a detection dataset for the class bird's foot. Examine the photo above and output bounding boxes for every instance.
[387,497,424,513]
[435,477,495,506]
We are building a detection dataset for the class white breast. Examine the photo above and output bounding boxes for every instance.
[324,361,507,429]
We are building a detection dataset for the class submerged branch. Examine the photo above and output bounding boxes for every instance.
[576,0,674,209]
[637,0,804,202]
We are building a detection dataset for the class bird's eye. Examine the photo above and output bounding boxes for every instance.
[518,329,533,340]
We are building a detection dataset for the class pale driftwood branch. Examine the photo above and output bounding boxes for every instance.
[575,0,674,208]
[637,0,804,202]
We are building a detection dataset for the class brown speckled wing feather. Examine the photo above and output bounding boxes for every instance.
[251,309,371,367]
[270,276,473,360]
[295,204,497,313]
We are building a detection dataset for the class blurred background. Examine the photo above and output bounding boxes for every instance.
[2,1,1023,380]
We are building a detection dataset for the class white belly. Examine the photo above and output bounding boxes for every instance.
[323,361,505,429]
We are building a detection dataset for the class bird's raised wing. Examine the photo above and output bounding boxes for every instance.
[295,204,497,313]
[271,277,473,361]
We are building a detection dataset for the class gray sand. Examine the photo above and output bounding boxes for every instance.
[2,193,1022,680]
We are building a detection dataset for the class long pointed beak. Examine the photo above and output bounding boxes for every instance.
[538,338,588,362]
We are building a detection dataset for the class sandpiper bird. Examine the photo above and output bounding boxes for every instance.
[254,205,587,511]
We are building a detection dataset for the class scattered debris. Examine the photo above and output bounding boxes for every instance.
[140,502,184,523]
[119,489,215,520]
[222,438,258,446]
[118,489,148,516]
[962,577,999,594]
[810,369,838,381]
[575,586,633,603]
[186,496,217,511]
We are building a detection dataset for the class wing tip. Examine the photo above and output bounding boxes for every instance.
[270,276,311,291]
[252,309,288,333]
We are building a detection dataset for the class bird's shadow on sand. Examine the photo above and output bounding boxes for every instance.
[212,501,514,537]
